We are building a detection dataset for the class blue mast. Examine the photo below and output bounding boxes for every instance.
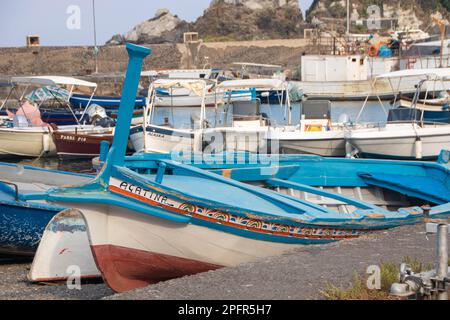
[102,43,151,180]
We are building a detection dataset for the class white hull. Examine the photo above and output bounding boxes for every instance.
[266,129,347,157]
[0,124,106,158]
[397,98,448,111]
[56,201,296,292]
[130,125,269,154]
[29,209,101,282]
[295,78,450,100]
[347,123,450,159]
[0,127,56,157]
[155,93,223,107]
[130,125,194,153]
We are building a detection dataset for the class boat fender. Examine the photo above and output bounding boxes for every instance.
[415,137,422,159]
[367,45,379,57]
[43,132,51,153]
[193,131,203,152]
[345,141,359,159]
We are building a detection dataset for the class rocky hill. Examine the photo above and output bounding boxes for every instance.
[107,0,306,44]
[193,0,305,41]
[306,0,450,33]
[106,0,450,45]
[107,9,189,45]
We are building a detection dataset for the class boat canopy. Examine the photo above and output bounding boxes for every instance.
[217,78,286,90]
[11,76,97,88]
[141,70,159,77]
[232,62,282,69]
[375,68,450,81]
[0,82,14,88]
[152,79,208,97]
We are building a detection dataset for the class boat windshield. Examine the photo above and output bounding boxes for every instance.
[387,108,423,123]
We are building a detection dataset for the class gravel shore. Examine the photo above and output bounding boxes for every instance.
[0,223,446,300]
[0,257,113,300]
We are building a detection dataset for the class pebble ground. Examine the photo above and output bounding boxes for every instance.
[0,224,447,300]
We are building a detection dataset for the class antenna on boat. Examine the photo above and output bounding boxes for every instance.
[92,0,99,74]
[101,43,151,179]
[346,0,350,36]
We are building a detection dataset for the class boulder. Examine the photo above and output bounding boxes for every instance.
[106,9,189,45]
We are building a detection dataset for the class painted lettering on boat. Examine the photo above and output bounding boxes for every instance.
[108,178,364,240]
[118,180,169,205]
[59,135,87,143]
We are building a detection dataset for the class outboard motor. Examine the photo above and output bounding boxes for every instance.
[84,104,115,127]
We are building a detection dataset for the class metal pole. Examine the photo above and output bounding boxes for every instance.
[440,25,445,68]
[92,0,99,73]
[346,0,350,36]
[437,223,448,300]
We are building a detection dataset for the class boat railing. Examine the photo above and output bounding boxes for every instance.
[0,180,19,201]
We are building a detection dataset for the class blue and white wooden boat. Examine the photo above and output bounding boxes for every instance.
[2,44,449,293]
[396,97,450,123]
[0,164,91,255]
[376,69,450,124]
[70,93,146,109]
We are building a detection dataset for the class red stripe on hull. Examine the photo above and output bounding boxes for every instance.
[91,244,222,293]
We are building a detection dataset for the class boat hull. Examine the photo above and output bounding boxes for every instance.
[130,125,194,153]
[70,94,146,109]
[347,125,450,159]
[0,127,56,158]
[130,125,269,154]
[53,130,114,159]
[267,130,347,157]
[0,203,59,256]
[154,93,223,107]
[73,203,299,292]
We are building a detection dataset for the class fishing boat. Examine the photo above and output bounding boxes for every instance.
[265,100,348,156]
[0,76,118,158]
[346,108,450,160]
[372,68,450,123]
[10,44,448,293]
[130,78,291,154]
[70,93,146,109]
[52,127,114,159]
[0,163,91,256]
[397,95,450,123]
[4,76,100,126]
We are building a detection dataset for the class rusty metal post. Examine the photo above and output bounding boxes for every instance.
[436,222,448,300]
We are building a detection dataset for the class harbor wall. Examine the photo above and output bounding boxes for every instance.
[0,39,311,95]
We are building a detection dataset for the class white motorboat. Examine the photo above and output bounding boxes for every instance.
[346,109,450,160]
[130,78,290,154]
[265,100,348,157]
[345,69,450,160]
[0,76,103,158]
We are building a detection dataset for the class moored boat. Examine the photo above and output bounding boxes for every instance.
[0,76,116,158]
[265,100,348,156]
[20,44,450,293]
[70,93,146,109]
[0,163,91,255]
[52,128,114,159]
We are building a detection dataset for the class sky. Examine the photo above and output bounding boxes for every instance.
[0,0,315,47]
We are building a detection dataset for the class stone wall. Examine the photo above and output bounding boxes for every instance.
[0,39,312,94]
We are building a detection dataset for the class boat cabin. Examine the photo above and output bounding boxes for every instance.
[299,100,332,132]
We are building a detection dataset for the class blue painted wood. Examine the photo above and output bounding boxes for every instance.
[70,93,146,108]
[106,44,151,170]
[0,195,65,255]
[266,178,377,210]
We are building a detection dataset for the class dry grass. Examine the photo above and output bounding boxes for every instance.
[321,257,435,300]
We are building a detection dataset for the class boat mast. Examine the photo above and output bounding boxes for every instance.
[105,43,151,170]
[432,16,447,68]
[92,0,99,74]
[346,0,350,36]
